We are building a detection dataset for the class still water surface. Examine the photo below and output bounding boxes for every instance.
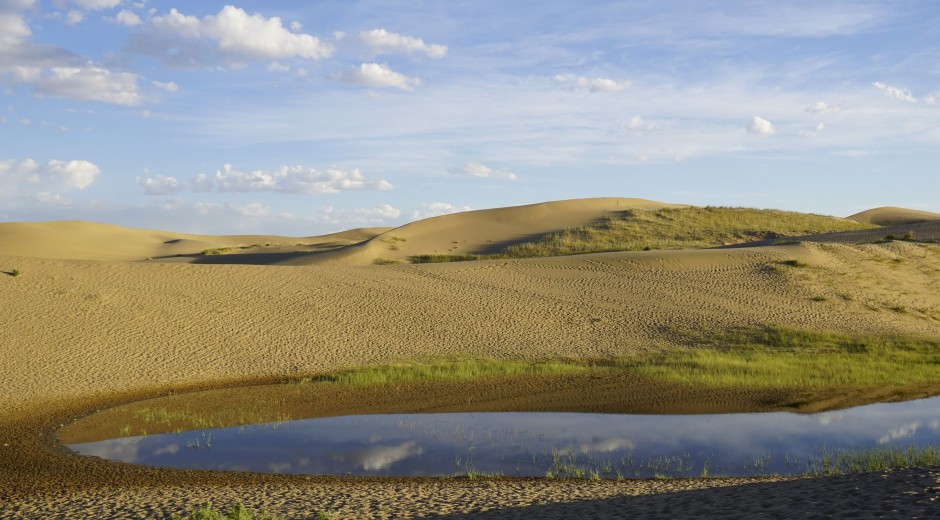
[69,396,940,478]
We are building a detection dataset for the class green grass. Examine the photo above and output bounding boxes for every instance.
[404,207,876,263]
[806,445,940,476]
[7,268,20,277]
[630,326,940,388]
[201,243,282,255]
[171,502,282,520]
[500,207,875,258]
[320,327,940,391]
[329,358,588,386]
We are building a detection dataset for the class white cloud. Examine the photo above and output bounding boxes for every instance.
[136,174,181,195]
[359,29,447,59]
[132,6,333,68]
[746,116,775,136]
[448,161,516,180]
[150,80,177,92]
[628,115,656,130]
[339,63,420,91]
[191,164,393,194]
[409,202,471,220]
[65,10,84,25]
[355,203,401,219]
[112,9,141,26]
[73,0,122,10]
[267,61,290,73]
[32,66,142,105]
[554,75,632,92]
[806,101,842,113]
[873,81,917,103]
[0,158,100,190]
[0,4,145,105]
[230,202,269,218]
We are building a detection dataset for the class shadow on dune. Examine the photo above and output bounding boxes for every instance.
[150,251,329,265]
[427,468,940,519]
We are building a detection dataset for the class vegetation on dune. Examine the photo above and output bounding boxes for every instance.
[171,502,284,520]
[408,206,876,263]
[201,243,282,255]
[6,268,20,277]
[318,326,940,390]
[328,358,587,386]
[631,326,940,389]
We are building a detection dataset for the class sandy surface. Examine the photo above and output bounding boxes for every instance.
[2,201,940,518]
[849,206,940,226]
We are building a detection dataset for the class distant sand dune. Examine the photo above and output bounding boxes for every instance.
[848,206,940,226]
[0,220,388,262]
[281,197,687,266]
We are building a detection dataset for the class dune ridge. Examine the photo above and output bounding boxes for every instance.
[848,206,940,226]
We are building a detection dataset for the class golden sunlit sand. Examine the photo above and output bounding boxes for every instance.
[2,198,940,518]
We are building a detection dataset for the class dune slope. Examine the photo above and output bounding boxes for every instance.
[848,206,940,226]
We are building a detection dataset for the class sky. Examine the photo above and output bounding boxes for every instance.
[1,0,938,235]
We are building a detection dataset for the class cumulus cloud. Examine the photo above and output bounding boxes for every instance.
[448,161,517,180]
[873,81,917,103]
[339,62,420,91]
[32,66,142,105]
[746,116,775,136]
[359,29,447,59]
[65,10,84,25]
[627,115,656,131]
[0,3,146,105]
[136,174,181,195]
[73,0,122,10]
[355,203,401,219]
[129,6,333,68]
[805,101,842,113]
[112,9,141,26]
[409,202,471,220]
[189,164,393,194]
[554,75,632,92]
[0,158,100,190]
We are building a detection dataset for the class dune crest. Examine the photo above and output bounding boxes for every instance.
[848,206,940,226]
[285,197,687,266]
[0,220,389,262]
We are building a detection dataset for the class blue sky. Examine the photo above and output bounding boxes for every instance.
[1,0,938,234]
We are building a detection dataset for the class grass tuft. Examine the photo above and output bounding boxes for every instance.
[7,268,20,277]
[171,501,282,520]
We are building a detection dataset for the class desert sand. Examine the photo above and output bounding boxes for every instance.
[2,198,939,518]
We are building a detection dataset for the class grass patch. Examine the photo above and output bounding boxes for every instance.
[330,359,589,386]
[5,268,20,277]
[631,326,940,389]
[319,327,940,390]
[498,206,875,258]
[404,207,876,263]
[410,254,482,263]
[372,258,400,265]
[171,502,282,520]
[201,247,233,256]
[806,445,940,476]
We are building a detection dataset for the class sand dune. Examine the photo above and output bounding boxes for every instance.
[281,197,687,266]
[2,199,940,517]
[0,220,388,262]
[848,206,940,226]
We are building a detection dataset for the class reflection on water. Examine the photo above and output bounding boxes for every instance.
[69,396,940,478]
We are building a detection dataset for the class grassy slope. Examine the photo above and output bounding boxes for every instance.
[410,207,876,263]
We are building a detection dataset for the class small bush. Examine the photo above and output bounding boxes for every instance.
[778,259,807,268]
[8,268,20,277]
[201,247,233,256]
[171,501,281,520]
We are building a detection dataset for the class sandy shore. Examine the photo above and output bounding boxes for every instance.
[2,203,940,518]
